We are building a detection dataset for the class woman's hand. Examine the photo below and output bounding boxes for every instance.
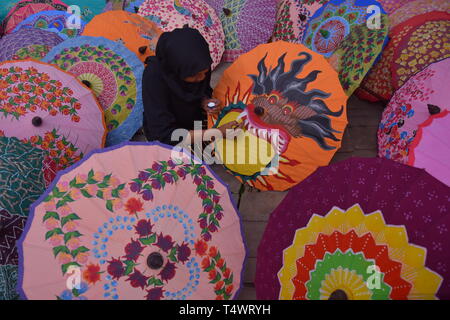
[202,98,222,115]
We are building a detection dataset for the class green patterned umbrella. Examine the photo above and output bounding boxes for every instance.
[328,15,389,96]
[0,136,46,217]
[0,136,46,300]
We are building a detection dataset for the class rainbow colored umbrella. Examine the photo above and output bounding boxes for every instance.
[17,142,246,300]
[12,10,86,39]
[328,16,389,96]
[2,0,68,35]
[256,157,450,300]
[138,0,225,69]
[272,0,329,43]
[43,36,144,146]
[302,0,387,58]
[209,41,347,191]
[63,1,107,22]
[358,11,450,102]
[205,0,276,62]
[0,60,106,186]
[408,110,450,187]
[0,27,63,62]
[378,58,449,164]
[0,136,46,300]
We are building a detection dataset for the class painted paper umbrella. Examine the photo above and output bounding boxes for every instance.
[302,0,387,58]
[204,0,276,63]
[328,16,389,96]
[390,11,450,94]
[388,0,450,30]
[0,60,106,186]
[43,36,144,146]
[256,157,450,300]
[358,11,450,103]
[0,1,21,28]
[0,27,63,62]
[83,11,162,63]
[378,58,449,164]
[62,1,108,22]
[12,10,86,39]
[2,0,68,35]
[17,142,246,300]
[0,136,47,300]
[209,41,347,191]
[408,110,450,187]
[138,0,225,69]
[272,0,329,43]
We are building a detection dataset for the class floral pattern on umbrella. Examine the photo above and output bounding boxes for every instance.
[43,36,144,146]
[388,0,450,30]
[138,0,224,69]
[18,143,245,300]
[0,60,106,186]
[0,28,63,62]
[378,57,449,164]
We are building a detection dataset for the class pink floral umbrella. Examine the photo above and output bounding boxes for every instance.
[2,0,68,35]
[0,60,106,186]
[272,0,329,43]
[378,58,449,164]
[138,0,224,69]
[408,110,450,187]
[17,142,246,300]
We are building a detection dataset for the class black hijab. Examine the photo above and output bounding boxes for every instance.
[145,27,213,102]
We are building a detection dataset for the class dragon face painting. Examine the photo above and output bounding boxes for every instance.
[211,43,348,191]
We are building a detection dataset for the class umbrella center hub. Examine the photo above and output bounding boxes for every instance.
[32,116,43,127]
[147,252,164,270]
[328,289,348,300]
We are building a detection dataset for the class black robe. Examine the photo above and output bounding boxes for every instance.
[142,27,213,146]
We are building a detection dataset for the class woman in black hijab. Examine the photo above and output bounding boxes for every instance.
[142,27,239,146]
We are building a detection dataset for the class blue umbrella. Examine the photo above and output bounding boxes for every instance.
[124,0,145,13]
[43,36,144,146]
[12,10,86,39]
[302,0,387,58]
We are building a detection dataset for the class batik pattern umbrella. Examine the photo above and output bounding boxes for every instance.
[2,0,68,34]
[328,15,388,96]
[43,36,144,146]
[0,137,46,300]
[388,0,450,30]
[256,157,450,300]
[17,142,246,300]
[358,11,450,102]
[63,1,107,22]
[378,58,449,164]
[204,0,276,62]
[138,0,225,69]
[408,110,450,187]
[12,10,86,39]
[0,28,63,62]
[209,42,348,191]
[83,11,162,63]
[390,11,450,93]
[272,0,329,43]
[0,60,106,186]
[302,0,386,58]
